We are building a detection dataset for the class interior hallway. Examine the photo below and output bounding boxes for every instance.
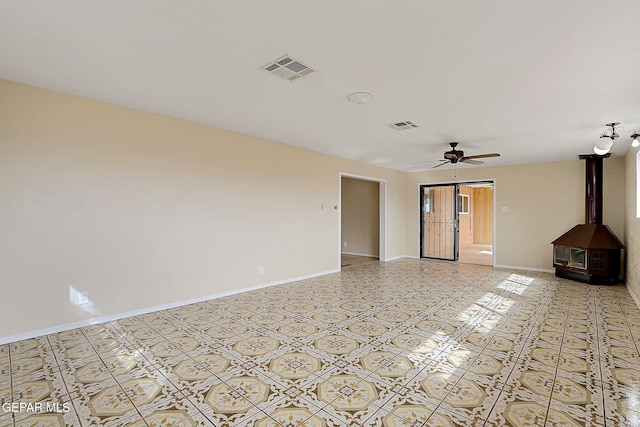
[1,259,639,427]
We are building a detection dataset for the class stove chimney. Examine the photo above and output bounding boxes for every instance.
[581,154,604,225]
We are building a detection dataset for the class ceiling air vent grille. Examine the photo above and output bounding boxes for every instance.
[388,121,419,131]
[263,54,316,82]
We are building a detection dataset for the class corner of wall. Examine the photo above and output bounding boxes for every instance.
[626,280,640,310]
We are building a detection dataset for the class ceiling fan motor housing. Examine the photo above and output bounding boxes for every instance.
[431,142,500,168]
[444,149,464,162]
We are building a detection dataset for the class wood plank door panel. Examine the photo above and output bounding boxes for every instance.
[421,185,457,260]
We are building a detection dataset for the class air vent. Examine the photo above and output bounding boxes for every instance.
[388,121,419,131]
[262,54,316,82]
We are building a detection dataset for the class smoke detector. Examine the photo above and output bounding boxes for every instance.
[388,121,419,131]
[262,54,316,82]
[347,92,373,104]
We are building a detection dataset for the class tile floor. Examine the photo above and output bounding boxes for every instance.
[1,258,640,426]
[340,255,378,268]
[458,244,493,266]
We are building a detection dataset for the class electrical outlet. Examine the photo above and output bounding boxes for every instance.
[343,242,347,247]
[259,266,264,275]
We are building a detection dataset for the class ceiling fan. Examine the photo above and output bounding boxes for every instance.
[427,142,501,168]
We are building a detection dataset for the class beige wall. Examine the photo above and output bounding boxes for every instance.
[405,159,625,271]
[625,146,640,303]
[0,80,406,340]
[1,78,634,341]
[341,177,380,257]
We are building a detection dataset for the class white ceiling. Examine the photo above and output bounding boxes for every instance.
[1,1,639,171]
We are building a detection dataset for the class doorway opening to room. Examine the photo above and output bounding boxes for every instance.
[420,181,494,266]
[340,175,385,268]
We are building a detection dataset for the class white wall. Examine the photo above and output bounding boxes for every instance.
[0,80,406,340]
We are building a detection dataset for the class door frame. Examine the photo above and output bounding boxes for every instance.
[419,179,496,265]
[339,173,387,262]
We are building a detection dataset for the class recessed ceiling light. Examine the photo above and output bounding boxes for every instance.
[347,92,373,104]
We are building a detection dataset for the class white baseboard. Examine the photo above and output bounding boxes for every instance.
[0,268,340,345]
[626,281,640,310]
[341,252,379,258]
[493,264,555,274]
[382,255,405,261]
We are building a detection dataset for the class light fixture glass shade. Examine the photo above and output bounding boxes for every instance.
[593,145,610,155]
[594,138,613,154]
[632,138,640,148]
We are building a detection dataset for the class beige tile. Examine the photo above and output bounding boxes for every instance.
[4,259,640,425]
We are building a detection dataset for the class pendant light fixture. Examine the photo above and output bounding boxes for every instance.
[594,122,620,155]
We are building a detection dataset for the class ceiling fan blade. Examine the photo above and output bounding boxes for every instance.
[460,158,483,165]
[464,153,500,160]
[432,161,450,169]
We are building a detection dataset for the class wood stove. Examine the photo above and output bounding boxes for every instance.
[552,154,624,285]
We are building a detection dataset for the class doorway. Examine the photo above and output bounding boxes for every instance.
[340,175,384,267]
[420,181,494,266]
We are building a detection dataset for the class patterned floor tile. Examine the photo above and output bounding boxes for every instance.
[247,407,324,427]
[3,259,640,425]
[0,412,11,427]
[427,407,480,427]
[12,410,82,427]
[376,401,437,426]
[131,393,216,427]
[604,389,640,427]
[68,384,150,427]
